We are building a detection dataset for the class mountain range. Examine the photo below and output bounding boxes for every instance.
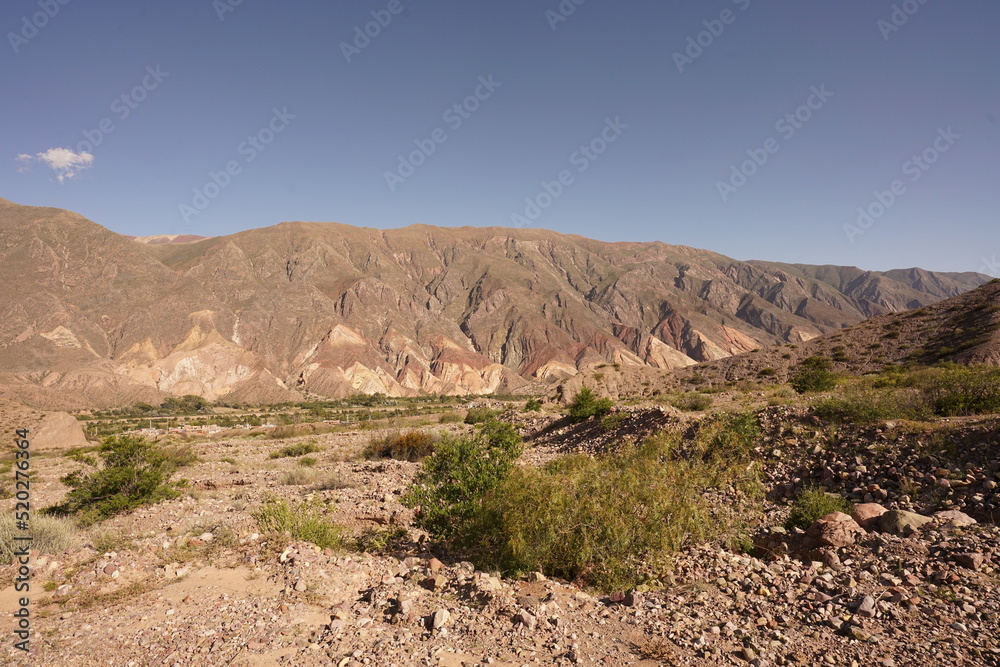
[0,198,989,408]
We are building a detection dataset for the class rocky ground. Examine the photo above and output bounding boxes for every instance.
[2,407,1000,666]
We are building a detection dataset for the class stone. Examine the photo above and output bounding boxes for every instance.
[878,510,932,535]
[294,579,307,592]
[954,553,984,571]
[514,610,537,630]
[427,558,444,572]
[421,575,447,591]
[851,503,888,531]
[431,609,450,629]
[856,595,877,618]
[198,532,214,542]
[933,510,977,528]
[807,512,865,548]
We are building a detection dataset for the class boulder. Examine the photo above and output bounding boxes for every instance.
[806,512,865,548]
[932,510,977,528]
[879,510,932,535]
[851,503,888,531]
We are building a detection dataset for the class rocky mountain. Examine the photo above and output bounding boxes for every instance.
[0,198,989,407]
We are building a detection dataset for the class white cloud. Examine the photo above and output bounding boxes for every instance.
[16,148,94,183]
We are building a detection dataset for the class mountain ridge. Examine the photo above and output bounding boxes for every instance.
[0,198,989,407]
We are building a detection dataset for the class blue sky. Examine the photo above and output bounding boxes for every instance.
[2,0,998,275]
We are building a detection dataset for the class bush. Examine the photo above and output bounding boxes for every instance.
[402,422,523,546]
[464,407,500,424]
[45,434,184,526]
[469,427,761,592]
[252,496,345,550]
[438,411,463,424]
[917,364,1000,417]
[268,442,321,459]
[363,430,438,462]
[567,387,613,423]
[791,356,837,394]
[0,515,79,563]
[524,399,543,412]
[599,413,628,432]
[669,392,713,412]
[785,488,854,530]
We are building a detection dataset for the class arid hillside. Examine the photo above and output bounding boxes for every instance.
[0,198,988,408]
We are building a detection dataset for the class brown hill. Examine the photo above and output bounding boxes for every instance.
[666,278,1000,387]
[0,198,989,407]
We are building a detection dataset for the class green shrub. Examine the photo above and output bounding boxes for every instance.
[45,434,184,526]
[363,430,438,462]
[298,456,317,467]
[438,411,463,424]
[464,407,501,424]
[524,399,543,412]
[791,356,837,394]
[567,387,613,423]
[402,422,523,546]
[785,488,854,530]
[813,385,930,423]
[758,367,777,377]
[252,496,345,550]
[669,392,713,412]
[469,427,761,592]
[0,515,79,563]
[268,442,321,459]
[917,364,1000,416]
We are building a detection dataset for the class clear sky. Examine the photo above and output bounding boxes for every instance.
[2,1,998,275]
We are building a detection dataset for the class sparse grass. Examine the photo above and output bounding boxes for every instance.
[598,413,628,432]
[310,472,354,491]
[785,487,854,530]
[90,530,132,554]
[669,392,713,412]
[355,527,409,554]
[220,457,237,465]
[268,442,321,459]
[0,515,79,563]
[65,579,157,611]
[813,364,1000,423]
[253,496,346,550]
[281,467,321,486]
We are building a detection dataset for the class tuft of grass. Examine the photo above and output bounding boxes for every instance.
[298,456,318,467]
[310,472,354,491]
[0,515,79,563]
[363,430,438,462]
[281,467,320,486]
[253,496,345,550]
[669,392,713,412]
[785,488,854,530]
[269,442,321,459]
